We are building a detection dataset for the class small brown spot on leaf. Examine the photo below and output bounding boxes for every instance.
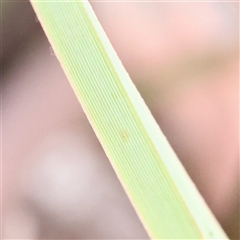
[121,130,129,142]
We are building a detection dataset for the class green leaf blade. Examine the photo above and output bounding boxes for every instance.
[30,1,228,239]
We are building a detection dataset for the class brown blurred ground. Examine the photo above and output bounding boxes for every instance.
[1,1,239,239]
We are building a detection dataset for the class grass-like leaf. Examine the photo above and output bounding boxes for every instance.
[30,1,228,239]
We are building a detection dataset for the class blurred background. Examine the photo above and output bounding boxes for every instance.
[1,1,239,239]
